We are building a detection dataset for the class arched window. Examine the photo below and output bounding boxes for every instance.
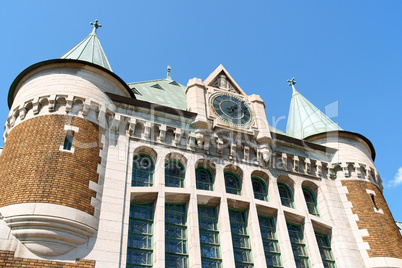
[196,166,214,191]
[132,154,154,186]
[165,160,185,188]
[278,183,294,208]
[303,187,320,216]
[225,172,241,195]
[252,177,268,201]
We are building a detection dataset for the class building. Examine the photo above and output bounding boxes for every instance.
[0,21,401,268]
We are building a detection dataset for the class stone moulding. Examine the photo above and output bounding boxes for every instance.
[0,204,97,257]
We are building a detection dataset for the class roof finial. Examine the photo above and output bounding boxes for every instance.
[167,65,172,79]
[90,19,102,34]
[287,77,296,87]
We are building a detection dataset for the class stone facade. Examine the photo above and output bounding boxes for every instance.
[0,40,401,268]
[0,114,101,215]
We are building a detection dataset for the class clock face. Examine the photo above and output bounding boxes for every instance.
[210,93,253,127]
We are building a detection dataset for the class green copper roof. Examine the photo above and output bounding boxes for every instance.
[286,80,342,140]
[128,67,187,110]
[60,20,112,71]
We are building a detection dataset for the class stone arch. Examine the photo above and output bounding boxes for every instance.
[134,121,145,138]
[165,152,188,166]
[251,170,269,185]
[165,128,175,145]
[55,96,66,112]
[39,97,49,113]
[133,145,157,160]
[224,164,244,178]
[301,180,319,196]
[151,125,160,142]
[71,98,84,115]
[195,158,216,176]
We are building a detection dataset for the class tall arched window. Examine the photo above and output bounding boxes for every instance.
[252,177,268,201]
[196,166,214,191]
[165,160,185,188]
[132,154,154,187]
[225,172,241,195]
[278,183,294,208]
[303,187,320,216]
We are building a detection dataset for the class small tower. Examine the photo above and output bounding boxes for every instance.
[0,21,134,257]
[286,78,402,266]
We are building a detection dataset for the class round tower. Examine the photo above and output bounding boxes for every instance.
[0,22,134,257]
[307,131,402,264]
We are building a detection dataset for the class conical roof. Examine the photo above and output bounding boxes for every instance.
[286,80,342,139]
[60,20,112,71]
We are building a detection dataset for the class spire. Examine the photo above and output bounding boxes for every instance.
[167,65,172,80]
[60,20,112,71]
[286,78,342,139]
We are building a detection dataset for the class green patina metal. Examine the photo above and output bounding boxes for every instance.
[128,66,187,110]
[286,79,342,140]
[60,20,112,71]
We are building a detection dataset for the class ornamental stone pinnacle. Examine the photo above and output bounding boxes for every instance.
[167,65,172,79]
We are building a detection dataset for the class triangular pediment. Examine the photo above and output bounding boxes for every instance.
[204,65,246,95]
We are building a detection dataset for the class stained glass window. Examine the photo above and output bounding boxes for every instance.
[315,232,336,268]
[196,166,214,191]
[225,172,242,195]
[229,209,253,268]
[165,204,188,268]
[287,223,310,268]
[165,160,185,188]
[132,154,154,187]
[278,183,294,208]
[198,206,221,268]
[127,203,154,267]
[252,178,268,201]
[303,188,320,216]
[258,215,282,268]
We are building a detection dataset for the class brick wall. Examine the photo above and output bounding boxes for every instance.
[342,180,402,258]
[0,115,102,215]
[0,250,95,267]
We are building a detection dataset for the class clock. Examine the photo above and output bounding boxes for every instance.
[209,93,253,127]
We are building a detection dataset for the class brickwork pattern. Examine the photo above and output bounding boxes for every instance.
[0,250,95,267]
[0,115,102,215]
[342,180,402,258]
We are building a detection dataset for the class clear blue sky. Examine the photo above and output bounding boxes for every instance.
[1,1,401,220]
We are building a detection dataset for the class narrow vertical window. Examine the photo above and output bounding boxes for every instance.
[165,204,188,268]
[370,194,379,210]
[198,206,221,267]
[278,183,294,208]
[252,177,268,201]
[229,209,253,267]
[287,223,310,268]
[165,160,185,188]
[63,131,74,150]
[127,203,154,267]
[225,172,242,195]
[132,154,154,187]
[196,166,214,191]
[258,215,282,268]
[303,187,320,216]
[315,232,336,268]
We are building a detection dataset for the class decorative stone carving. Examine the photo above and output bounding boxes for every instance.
[1,204,97,257]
